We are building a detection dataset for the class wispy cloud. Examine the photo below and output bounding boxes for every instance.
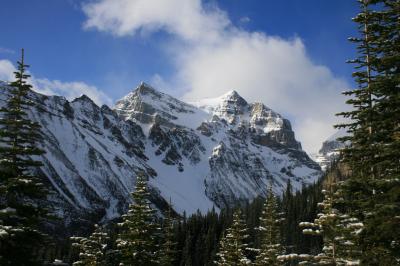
[0,47,15,54]
[82,0,348,153]
[0,59,112,106]
[239,16,251,24]
[0,60,16,81]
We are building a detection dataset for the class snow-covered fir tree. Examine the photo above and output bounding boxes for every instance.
[254,185,285,266]
[159,201,177,266]
[280,181,363,265]
[116,172,159,266]
[216,209,251,266]
[0,49,48,266]
[71,224,109,266]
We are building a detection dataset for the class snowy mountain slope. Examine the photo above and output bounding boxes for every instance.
[0,81,164,226]
[313,128,348,171]
[115,83,321,210]
[0,81,321,229]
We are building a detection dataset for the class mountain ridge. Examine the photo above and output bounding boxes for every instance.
[0,81,321,232]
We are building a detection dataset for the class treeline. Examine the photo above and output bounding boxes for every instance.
[1,0,399,265]
[63,173,326,266]
[164,179,324,266]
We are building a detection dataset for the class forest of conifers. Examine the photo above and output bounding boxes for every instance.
[0,0,399,265]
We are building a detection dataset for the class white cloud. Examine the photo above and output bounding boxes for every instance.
[82,0,230,42]
[0,60,16,81]
[178,33,348,153]
[0,59,112,106]
[83,0,348,153]
[32,78,113,106]
[150,73,172,92]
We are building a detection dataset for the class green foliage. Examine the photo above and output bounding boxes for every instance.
[296,182,363,265]
[71,224,109,266]
[46,178,326,265]
[0,49,48,266]
[254,185,285,266]
[216,209,251,266]
[159,202,177,266]
[336,0,400,263]
[174,208,223,266]
[281,180,324,256]
[116,172,159,266]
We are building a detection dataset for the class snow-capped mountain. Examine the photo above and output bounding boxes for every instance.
[313,129,347,171]
[0,81,321,229]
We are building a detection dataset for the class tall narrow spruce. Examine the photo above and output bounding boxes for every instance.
[0,49,48,266]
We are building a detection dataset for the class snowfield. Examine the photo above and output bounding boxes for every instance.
[0,81,321,224]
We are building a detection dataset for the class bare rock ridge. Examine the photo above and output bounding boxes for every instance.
[0,81,321,231]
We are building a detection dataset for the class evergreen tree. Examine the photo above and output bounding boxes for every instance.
[116,172,159,265]
[159,201,177,266]
[291,182,363,265]
[180,232,193,266]
[281,180,295,252]
[254,185,284,266]
[203,208,219,266]
[0,49,48,265]
[71,224,109,266]
[336,0,380,177]
[215,209,251,266]
[336,0,400,263]
[368,0,400,178]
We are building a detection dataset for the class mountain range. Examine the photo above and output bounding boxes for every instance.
[0,81,322,231]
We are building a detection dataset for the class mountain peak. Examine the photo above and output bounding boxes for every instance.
[222,89,239,97]
[72,94,97,105]
[115,82,201,127]
[137,81,158,95]
[220,90,247,105]
[211,90,248,123]
[116,82,161,105]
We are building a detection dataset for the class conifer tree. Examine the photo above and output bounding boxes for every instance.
[215,209,251,266]
[116,172,159,265]
[336,0,400,263]
[336,0,380,176]
[71,224,109,266]
[159,201,177,266]
[284,182,364,265]
[254,185,284,266]
[0,49,48,265]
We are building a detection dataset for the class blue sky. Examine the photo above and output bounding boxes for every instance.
[0,0,359,152]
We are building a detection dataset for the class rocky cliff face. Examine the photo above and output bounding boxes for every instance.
[313,129,347,171]
[116,84,321,210]
[0,81,321,230]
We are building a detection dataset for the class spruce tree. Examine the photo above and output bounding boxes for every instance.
[71,224,109,266]
[215,209,251,266]
[159,201,177,266]
[254,185,284,266]
[289,182,363,265]
[282,180,295,252]
[336,0,380,176]
[116,172,159,265]
[336,0,400,263]
[0,49,48,265]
